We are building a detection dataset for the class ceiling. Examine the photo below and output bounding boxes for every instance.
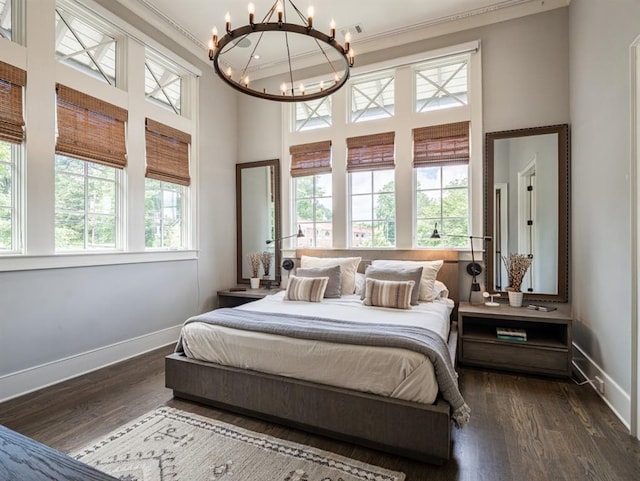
[127,0,568,79]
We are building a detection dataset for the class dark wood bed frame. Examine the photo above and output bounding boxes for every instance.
[166,249,460,464]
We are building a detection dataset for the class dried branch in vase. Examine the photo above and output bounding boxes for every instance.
[261,251,273,277]
[501,253,533,292]
[248,252,262,278]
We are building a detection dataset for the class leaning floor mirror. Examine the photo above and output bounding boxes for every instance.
[236,159,281,285]
[484,124,570,302]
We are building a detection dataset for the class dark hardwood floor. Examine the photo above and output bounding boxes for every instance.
[1,345,639,481]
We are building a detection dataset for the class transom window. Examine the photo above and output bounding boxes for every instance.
[55,156,119,250]
[145,49,182,115]
[55,5,117,85]
[295,174,332,248]
[415,56,468,112]
[415,165,469,247]
[0,0,11,40]
[350,74,395,123]
[294,95,331,132]
[350,170,395,247]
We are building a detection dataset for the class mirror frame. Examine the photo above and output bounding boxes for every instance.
[236,159,282,285]
[484,124,570,302]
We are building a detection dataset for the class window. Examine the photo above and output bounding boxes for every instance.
[145,179,186,249]
[294,95,331,132]
[415,56,468,113]
[350,73,394,123]
[145,49,182,115]
[0,0,12,40]
[413,122,470,247]
[55,84,127,251]
[144,118,191,249]
[295,175,332,248]
[415,165,469,247]
[55,3,118,85]
[347,132,396,247]
[55,156,119,250]
[0,60,25,253]
[290,141,332,248]
[350,170,395,247]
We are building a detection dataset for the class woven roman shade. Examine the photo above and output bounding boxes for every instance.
[55,84,128,168]
[145,118,191,186]
[346,132,395,173]
[289,141,332,177]
[0,61,26,144]
[413,121,470,167]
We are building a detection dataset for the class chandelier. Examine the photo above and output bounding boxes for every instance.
[208,1,354,102]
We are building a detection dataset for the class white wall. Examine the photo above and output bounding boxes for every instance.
[569,0,640,428]
[237,8,569,295]
[0,0,238,400]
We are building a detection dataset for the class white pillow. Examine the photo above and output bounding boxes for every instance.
[300,256,361,295]
[371,259,444,302]
[433,280,449,299]
[354,272,366,297]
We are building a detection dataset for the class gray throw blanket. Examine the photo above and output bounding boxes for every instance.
[176,308,470,428]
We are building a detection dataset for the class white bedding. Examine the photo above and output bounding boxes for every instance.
[180,292,454,405]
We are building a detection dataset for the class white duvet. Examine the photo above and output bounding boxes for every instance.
[180,292,454,405]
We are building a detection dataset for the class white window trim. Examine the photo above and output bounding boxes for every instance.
[0,1,200,271]
[282,41,482,251]
[0,249,198,272]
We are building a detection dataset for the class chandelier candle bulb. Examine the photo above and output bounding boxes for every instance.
[307,6,314,28]
[248,3,255,24]
[226,66,232,78]
[344,31,351,52]
[244,76,249,88]
[212,27,218,48]
[320,80,324,91]
[225,12,231,32]
[277,1,283,22]
[330,19,335,39]
[299,83,305,95]
[208,40,214,59]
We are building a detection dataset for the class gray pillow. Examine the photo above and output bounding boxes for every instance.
[361,266,423,305]
[296,265,342,298]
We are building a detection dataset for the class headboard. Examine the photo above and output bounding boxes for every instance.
[295,249,460,306]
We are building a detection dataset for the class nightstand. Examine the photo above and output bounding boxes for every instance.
[457,302,572,377]
[217,287,280,308]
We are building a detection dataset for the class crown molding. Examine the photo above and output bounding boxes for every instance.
[118,0,570,78]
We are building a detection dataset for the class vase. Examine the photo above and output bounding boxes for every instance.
[250,277,260,289]
[508,290,523,307]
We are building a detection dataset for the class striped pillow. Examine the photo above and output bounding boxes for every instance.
[284,275,329,302]
[363,278,415,310]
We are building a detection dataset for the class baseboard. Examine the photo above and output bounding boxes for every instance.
[572,343,631,430]
[0,325,182,403]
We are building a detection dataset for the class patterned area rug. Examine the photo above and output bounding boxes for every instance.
[72,407,405,481]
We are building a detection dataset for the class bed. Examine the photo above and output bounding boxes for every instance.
[166,249,463,464]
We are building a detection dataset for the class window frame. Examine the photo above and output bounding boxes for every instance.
[281,40,481,252]
[413,54,469,114]
[348,71,396,124]
[0,141,23,253]
[54,154,123,252]
[293,173,333,249]
[54,0,122,87]
[144,178,189,250]
[348,169,396,248]
[413,164,470,248]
